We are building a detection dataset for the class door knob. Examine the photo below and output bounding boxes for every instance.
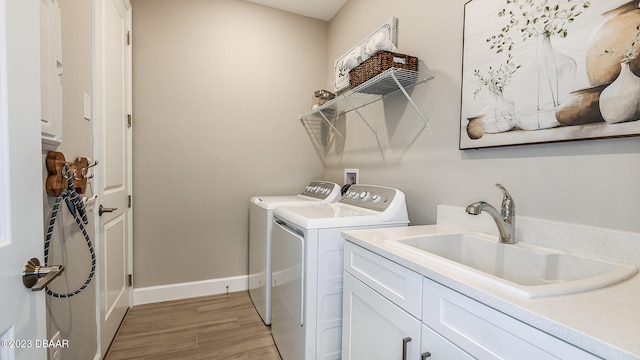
[22,258,64,291]
[99,204,117,216]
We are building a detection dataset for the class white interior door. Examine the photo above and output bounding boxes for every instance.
[0,0,47,358]
[94,0,132,355]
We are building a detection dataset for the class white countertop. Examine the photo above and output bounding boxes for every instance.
[342,224,640,360]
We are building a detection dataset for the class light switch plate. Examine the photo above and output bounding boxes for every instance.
[83,92,91,120]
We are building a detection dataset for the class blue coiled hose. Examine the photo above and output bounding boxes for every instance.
[43,163,96,298]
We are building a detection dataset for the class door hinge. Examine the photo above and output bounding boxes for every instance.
[128,195,132,208]
[127,31,131,46]
[127,274,133,287]
[127,114,132,128]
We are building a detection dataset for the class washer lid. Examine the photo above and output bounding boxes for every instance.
[250,195,319,210]
[274,203,408,229]
[250,181,342,210]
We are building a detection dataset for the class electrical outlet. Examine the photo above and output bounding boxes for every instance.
[49,332,61,360]
[344,168,359,185]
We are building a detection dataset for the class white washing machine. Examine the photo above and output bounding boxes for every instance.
[249,181,342,326]
[271,184,409,360]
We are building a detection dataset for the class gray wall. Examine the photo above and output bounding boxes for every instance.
[43,0,97,359]
[323,0,640,234]
[131,0,327,287]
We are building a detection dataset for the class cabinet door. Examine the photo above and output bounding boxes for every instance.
[342,272,421,360]
[421,324,474,360]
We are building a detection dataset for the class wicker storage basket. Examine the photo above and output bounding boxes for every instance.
[349,51,418,89]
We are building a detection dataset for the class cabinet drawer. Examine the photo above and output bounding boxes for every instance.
[344,241,422,318]
[423,278,600,359]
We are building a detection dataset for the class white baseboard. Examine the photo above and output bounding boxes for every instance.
[133,275,249,306]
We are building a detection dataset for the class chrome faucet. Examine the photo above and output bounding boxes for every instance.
[465,184,515,244]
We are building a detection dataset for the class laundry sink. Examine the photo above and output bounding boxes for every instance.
[387,233,638,298]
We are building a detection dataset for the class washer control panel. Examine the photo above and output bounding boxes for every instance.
[300,181,340,200]
[340,185,401,212]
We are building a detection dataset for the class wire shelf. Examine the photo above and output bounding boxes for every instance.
[299,67,435,158]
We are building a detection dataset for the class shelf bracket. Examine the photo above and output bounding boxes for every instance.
[344,95,386,162]
[318,110,346,143]
[344,96,378,136]
[390,72,429,129]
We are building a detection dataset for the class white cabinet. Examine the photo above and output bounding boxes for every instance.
[342,241,602,360]
[40,0,63,148]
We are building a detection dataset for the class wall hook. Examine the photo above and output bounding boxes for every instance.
[46,151,96,196]
[75,158,98,180]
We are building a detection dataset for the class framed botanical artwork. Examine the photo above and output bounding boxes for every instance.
[460,0,640,149]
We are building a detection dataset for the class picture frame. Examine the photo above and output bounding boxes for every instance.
[459,0,640,149]
[334,17,398,93]
[344,168,359,185]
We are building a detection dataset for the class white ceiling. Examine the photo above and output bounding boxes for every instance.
[244,0,347,21]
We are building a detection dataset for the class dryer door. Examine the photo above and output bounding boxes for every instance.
[271,220,305,360]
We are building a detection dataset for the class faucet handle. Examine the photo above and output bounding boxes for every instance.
[495,184,514,219]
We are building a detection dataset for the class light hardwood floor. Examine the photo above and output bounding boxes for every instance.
[104,291,281,360]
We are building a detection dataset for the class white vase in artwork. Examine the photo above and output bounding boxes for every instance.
[585,1,640,87]
[599,59,640,124]
[513,35,577,130]
[479,90,516,133]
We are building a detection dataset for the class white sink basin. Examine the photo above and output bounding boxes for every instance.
[387,233,638,298]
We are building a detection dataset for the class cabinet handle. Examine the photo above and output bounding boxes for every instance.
[421,352,432,359]
[402,337,411,360]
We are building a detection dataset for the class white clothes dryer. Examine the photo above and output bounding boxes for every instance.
[249,181,342,325]
[271,184,409,360]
